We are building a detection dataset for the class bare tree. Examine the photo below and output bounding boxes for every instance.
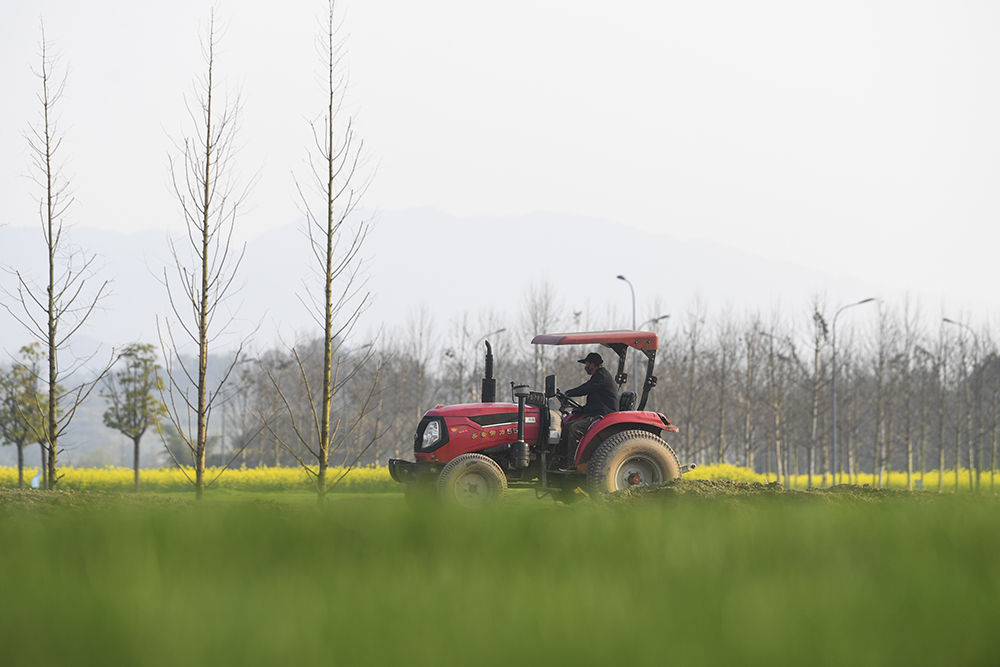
[869,307,894,487]
[3,26,111,489]
[810,303,829,487]
[899,300,920,490]
[680,304,706,463]
[442,313,474,405]
[261,0,381,500]
[711,314,739,463]
[764,322,787,486]
[522,281,561,386]
[933,324,948,492]
[159,13,250,499]
[740,316,762,469]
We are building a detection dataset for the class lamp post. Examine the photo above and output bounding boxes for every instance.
[942,318,978,345]
[640,314,670,329]
[831,297,876,485]
[616,275,637,392]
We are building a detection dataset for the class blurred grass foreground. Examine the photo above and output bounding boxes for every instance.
[1,485,999,666]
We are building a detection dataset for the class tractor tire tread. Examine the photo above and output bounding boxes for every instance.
[587,429,680,494]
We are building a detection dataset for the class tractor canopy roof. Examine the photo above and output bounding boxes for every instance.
[530,330,658,352]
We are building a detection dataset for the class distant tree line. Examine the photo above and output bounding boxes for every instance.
[213,293,999,493]
[3,290,998,495]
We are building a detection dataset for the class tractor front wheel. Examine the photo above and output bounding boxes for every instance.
[587,430,680,494]
[437,453,508,507]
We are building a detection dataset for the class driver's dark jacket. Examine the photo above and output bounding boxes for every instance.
[565,366,618,417]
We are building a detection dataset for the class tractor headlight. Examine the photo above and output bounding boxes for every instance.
[422,420,441,449]
[414,416,448,453]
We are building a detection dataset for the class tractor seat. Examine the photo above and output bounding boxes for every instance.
[618,391,636,412]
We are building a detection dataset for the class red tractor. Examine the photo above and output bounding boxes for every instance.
[388,330,694,505]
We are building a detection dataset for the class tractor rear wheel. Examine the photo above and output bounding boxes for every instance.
[437,453,507,507]
[587,429,680,493]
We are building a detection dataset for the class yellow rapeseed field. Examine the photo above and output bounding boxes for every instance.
[0,465,395,492]
[1,463,995,493]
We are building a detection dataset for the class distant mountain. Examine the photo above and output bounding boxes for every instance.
[1,208,877,360]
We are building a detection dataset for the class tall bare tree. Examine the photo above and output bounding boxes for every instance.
[810,305,829,487]
[4,26,110,489]
[262,0,380,500]
[764,324,787,486]
[522,281,561,386]
[899,300,920,490]
[712,315,739,463]
[680,304,706,463]
[740,316,762,469]
[160,13,250,499]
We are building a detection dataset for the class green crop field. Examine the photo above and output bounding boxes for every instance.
[1,487,998,666]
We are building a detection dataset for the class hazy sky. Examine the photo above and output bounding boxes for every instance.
[2,0,999,322]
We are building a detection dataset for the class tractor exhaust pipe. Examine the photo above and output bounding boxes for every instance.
[481,340,497,403]
[511,384,530,469]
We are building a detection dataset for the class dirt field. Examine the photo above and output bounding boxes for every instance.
[610,477,926,503]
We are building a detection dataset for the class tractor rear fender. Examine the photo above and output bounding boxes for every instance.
[573,411,678,466]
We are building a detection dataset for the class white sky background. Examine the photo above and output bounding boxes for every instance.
[2,0,999,325]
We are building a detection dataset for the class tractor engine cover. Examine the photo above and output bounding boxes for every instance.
[413,402,547,464]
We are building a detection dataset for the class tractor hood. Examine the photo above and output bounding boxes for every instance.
[425,402,521,421]
[415,402,549,463]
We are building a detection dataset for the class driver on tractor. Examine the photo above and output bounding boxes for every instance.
[561,351,618,466]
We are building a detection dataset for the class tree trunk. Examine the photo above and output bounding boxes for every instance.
[809,343,820,489]
[954,420,961,492]
[684,337,696,463]
[904,365,913,491]
[937,418,945,494]
[742,331,756,471]
[992,386,998,495]
[39,443,47,488]
[133,435,142,492]
[17,443,25,489]
[45,74,59,491]
[937,358,946,493]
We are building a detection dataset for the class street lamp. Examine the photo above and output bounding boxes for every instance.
[478,327,506,344]
[616,275,637,392]
[942,317,977,342]
[640,314,670,329]
[831,297,876,485]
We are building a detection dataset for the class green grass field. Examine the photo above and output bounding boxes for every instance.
[1,488,998,666]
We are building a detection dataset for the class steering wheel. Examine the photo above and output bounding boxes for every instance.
[555,390,582,411]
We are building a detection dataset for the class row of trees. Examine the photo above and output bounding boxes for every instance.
[3,290,997,495]
[212,295,998,494]
[0,343,163,490]
[2,2,373,500]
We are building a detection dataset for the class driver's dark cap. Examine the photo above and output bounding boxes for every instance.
[578,352,603,365]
